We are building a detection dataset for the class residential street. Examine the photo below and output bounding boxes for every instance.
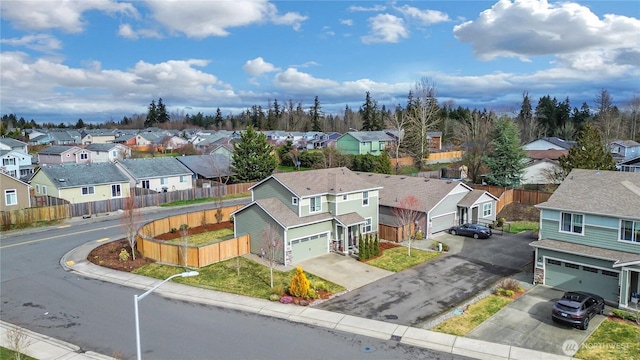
[315,232,536,328]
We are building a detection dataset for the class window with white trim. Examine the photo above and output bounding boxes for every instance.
[141,180,150,189]
[111,184,121,197]
[112,150,118,157]
[292,197,298,205]
[362,191,369,206]
[5,189,17,206]
[2,158,15,166]
[363,218,372,233]
[310,196,321,212]
[342,194,348,201]
[80,153,88,160]
[620,220,640,243]
[160,178,168,185]
[42,185,47,195]
[180,175,188,183]
[81,186,95,195]
[35,184,40,193]
[483,203,492,217]
[560,212,583,234]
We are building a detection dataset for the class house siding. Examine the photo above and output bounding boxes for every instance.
[0,175,30,211]
[234,205,284,260]
[541,212,640,253]
[336,135,359,155]
[59,183,130,204]
[30,172,57,196]
[252,179,297,214]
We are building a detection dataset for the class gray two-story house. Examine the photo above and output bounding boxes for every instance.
[232,167,382,265]
[531,169,640,308]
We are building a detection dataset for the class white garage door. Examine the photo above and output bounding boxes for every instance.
[545,258,619,303]
[431,213,456,233]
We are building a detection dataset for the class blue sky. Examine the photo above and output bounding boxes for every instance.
[1,0,639,124]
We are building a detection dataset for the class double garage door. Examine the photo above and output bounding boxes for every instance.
[291,233,328,263]
[545,258,619,303]
[431,213,456,233]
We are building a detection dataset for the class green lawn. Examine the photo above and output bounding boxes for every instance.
[365,246,441,272]
[575,319,639,360]
[166,228,234,246]
[505,221,539,233]
[133,257,345,299]
[432,295,514,336]
[1,346,37,360]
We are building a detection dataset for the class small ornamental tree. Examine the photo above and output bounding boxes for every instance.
[358,233,365,261]
[261,225,283,288]
[373,234,380,256]
[289,266,310,298]
[120,189,140,260]
[392,195,425,256]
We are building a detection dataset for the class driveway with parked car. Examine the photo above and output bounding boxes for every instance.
[448,223,493,239]
[466,285,606,355]
[315,230,535,328]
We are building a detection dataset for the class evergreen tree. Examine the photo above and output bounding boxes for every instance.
[310,96,322,132]
[559,123,616,178]
[214,108,224,129]
[373,234,379,256]
[360,92,380,131]
[374,151,393,174]
[231,126,278,182]
[157,98,170,124]
[75,118,85,129]
[144,100,158,127]
[358,233,365,261]
[484,117,526,188]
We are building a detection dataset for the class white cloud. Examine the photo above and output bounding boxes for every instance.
[0,0,137,33]
[145,0,306,38]
[0,34,62,53]
[348,5,386,12]
[394,5,450,25]
[118,24,162,39]
[273,68,338,90]
[453,0,640,67]
[340,19,353,26]
[362,14,409,44]
[243,57,280,77]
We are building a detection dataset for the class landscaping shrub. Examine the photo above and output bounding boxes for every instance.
[497,278,523,292]
[612,309,638,322]
[269,294,281,301]
[358,234,365,261]
[119,248,130,261]
[279,296,293,304]
[289,266,310,298]
[312,280,327,291]
[307,289,318,299]
[270,284,285,296]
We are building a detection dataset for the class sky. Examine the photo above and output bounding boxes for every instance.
[1,0,639,124]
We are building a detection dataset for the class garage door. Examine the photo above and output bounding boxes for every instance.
[431,213,456,233]
[545,258,619,302]
[291,233,328,263]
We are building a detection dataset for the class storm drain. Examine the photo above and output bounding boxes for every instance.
[384,314,398,319]
[390,335,402,341]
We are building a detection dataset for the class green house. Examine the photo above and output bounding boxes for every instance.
[531,169,640,307]
[335,131,398,156]
[232,167,382,265]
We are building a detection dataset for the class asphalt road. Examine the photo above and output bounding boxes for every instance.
[316,232,536,328]
[1,202,474,360]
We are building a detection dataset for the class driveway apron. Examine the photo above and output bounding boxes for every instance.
[314,231,536,328]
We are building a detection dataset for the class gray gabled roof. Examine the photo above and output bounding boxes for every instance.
[252,197,334,229]
[254,167,381,198]
[37,163,129,188]
[343,131,396,142]
[541,137,575,150]
[85,143,120,152]
[0,137,27,148]
[175,154,233,178]
[536,169,640,219]
[38,145,81,155]
[117,157,193,179]
[354,172,472,212]
[458,189,498,207]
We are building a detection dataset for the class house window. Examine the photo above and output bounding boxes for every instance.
[620,220,640,243]
[560,212,583,234]
[180,175,188,183]
[141,180,150,189]
[363,218,372,233]
[112,151,118,157]
[42,185,47,195]
[81,186,95,195]
[342,194,348,201]
[310,196,321,212]
[4,189,17,206]
[111,184,121,197]
[2,158,15,166]
[8,170,17,178]
[160,178,168,185]
[292,197,298,205]
[483,203,492,217]
[362,191,369,206]
[35,184,40,193]
[80,153,88,160]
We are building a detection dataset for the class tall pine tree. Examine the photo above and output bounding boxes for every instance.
[231,126,278,182]
[484,117,526,188]
[559,123,616,178]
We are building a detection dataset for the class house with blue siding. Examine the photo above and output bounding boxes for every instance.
[531,169,640,307]
[232,167,382,265]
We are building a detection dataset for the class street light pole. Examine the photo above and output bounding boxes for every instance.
[134,271,199,360]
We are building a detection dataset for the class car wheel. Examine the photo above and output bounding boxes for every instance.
[599,305,605,315]
[450,230,457,235]
[581,317,589,330]
[473,233,479,239]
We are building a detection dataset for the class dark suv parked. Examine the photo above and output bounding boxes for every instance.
[551,291,605,330]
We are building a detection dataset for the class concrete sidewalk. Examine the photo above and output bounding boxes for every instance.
[3,239,576,360]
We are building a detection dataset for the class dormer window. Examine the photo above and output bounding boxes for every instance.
[310,196,321,212]
[292,197,299,205]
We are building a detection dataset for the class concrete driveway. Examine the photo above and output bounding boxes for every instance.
[466,285,606,356]
[295,253,393,290]
[315,231,536,328]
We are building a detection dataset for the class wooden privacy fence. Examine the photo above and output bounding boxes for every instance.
[136,205,250,268]
[379,223,412,243]
[0,182,254,228]
[472,185,553,214]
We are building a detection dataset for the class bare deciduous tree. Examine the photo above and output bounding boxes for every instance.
[180,223,189,268]
[404,78,441,169]
[6,326,32,360]
[455,110,494,184]
[385,106,407,174]
[120,189,139,260]
[261,224,283,288]
[391,195,425,256]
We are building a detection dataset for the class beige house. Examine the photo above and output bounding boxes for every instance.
[30,163,131,204]
[0,172,31,211]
